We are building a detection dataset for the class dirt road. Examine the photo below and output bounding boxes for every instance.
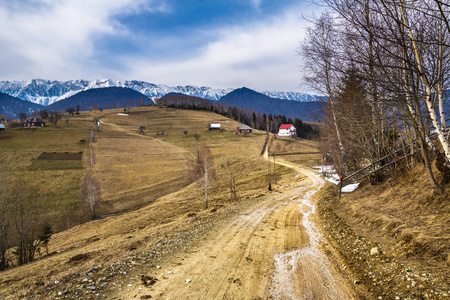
[104,159,357,299]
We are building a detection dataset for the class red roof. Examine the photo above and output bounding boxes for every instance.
[279,124,293,129]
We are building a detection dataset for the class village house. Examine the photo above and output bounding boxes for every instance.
[236,124,253,135]
[22,117,45,128]
[0,124,5,131]
[277,124,296,138]
[209,123,221,130]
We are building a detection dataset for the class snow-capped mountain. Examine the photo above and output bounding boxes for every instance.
[0,78,320,106]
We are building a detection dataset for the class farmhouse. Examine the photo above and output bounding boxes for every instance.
[22,117,45,128]
[209,123,221,130]
[0,124,5,131]
[236,124,253,134]
[277,124,296,138]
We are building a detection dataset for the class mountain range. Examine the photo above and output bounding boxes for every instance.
[0,78,321,106]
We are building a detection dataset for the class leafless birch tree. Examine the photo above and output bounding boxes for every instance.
[194,143,216,209]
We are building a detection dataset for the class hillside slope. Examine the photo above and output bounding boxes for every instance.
[0,107,447,299]
[316,167,449,299]
[219,87,322,122]
[0,92,44,119]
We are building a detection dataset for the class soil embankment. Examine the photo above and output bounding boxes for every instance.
[316,173,449,299]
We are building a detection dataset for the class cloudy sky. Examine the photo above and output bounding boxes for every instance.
[0,0,319,92]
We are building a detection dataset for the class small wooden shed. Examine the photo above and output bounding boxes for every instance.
[236,124,253,134]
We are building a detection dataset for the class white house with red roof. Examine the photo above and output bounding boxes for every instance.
[277,124,296,138]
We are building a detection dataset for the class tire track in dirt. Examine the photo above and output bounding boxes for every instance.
[105,158,356,299]
[269,160,354,300]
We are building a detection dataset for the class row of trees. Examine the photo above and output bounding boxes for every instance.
[302,0,450,192]
[163,94,317,139]
[0,161,53,270]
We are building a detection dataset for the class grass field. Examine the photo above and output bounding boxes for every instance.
[0,106,322,298]
[1,107,311,232]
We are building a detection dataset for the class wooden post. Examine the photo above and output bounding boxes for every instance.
[267,115,271,190]
[273,152,277,184]
[339,174,344,198]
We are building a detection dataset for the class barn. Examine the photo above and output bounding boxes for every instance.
[22,117,45,128]
[236,124,253,135]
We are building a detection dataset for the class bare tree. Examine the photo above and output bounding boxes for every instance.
[66,107,75,116]
[89,128,96,171]
[38,224,52,256]
[139,125,147,134]
[18,112,27,121]
[303,0,450,191]
[38,109,49,120]
[11,180,43,265]
[81,173,101,220]
[48,111,63,126]
[221,161,238,202]
[194,143,216,209]
[301,13,347,170]
[0,160,12,270]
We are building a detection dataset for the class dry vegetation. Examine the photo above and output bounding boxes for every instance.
[315,164,449,299]
[0,106,448,299]
[0,106,319,298]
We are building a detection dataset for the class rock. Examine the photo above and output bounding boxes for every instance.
[370,247,380,255]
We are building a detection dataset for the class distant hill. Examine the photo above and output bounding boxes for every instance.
[47,87,152,112]
[0,92,44,119]
[218,87,322,122]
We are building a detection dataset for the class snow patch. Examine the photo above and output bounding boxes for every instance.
[270,176,345,299]
[313,165,359,192]
[341,183,359,193]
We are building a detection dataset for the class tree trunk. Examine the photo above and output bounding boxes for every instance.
[420,138,443,195]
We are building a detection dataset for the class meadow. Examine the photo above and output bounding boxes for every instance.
[1,106,320,233]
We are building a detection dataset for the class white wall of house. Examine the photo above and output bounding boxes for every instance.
[277,125,296,137]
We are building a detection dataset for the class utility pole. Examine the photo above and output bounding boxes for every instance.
[273,151,277,184]
[267,115,272,190]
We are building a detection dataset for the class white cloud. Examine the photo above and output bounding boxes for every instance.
[125,8,308,91]
[0,0,317,92]
[0,0,154,80]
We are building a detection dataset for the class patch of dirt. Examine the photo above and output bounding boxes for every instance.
[37,152,83,160]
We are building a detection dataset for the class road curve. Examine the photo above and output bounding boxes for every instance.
[107,157,356,299]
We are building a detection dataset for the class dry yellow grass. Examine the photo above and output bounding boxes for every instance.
[0,106,318,299]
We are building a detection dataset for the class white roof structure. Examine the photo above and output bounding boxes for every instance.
[237,124,252,130]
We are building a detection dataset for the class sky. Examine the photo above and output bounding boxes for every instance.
[0,0,320,92]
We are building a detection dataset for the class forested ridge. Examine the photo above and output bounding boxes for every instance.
[161,92,318,139]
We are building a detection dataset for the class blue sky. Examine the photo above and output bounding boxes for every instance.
[0,0,319,92]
